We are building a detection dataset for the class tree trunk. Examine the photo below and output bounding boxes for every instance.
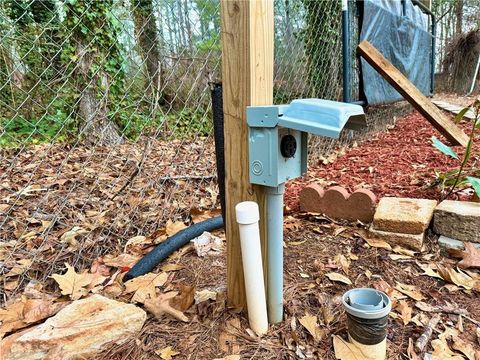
[455,0,463,36]
[76,41,123,145]
[133,0,164,102]
[183,0,193,52]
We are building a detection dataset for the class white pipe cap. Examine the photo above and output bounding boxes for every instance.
[235,201,260,224]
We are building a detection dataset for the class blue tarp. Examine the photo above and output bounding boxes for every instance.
[360,0,433,105]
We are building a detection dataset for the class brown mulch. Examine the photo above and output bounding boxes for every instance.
[285,109,479,210]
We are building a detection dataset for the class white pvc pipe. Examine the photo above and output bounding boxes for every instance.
[235,201,269,335]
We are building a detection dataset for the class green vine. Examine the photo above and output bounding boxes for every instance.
[60,0,126,129]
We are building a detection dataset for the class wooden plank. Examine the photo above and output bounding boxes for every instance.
[358,40,469,147]
[221,0,273,310]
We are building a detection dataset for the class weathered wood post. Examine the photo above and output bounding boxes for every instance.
[220,0,274,310]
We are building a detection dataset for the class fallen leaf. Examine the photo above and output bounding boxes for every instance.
[408,338,421,360]
[373,279,404,301]
[144,291,189,322]
[365,269,372,279]
[393,246,416,257]
[166,220,187,236]
[431,338,464,359]
[0,295,65,335]
[124,235,152,254]
[355,229,392,250]
[299,312,324,342]
[51,263,94,300]
[325,272,352,285]
[124,272,169,303]
[22,298,65,324]
[452,336,476,360]
[155,346,180,360]
[194,289,217,304]
[415,301,469,316]
[411,312,429,327]
[90,257,111,277]
[60,226,88,249]
[437,265,477,290]
[457,315,464,333]
[0,300,25,335]
[190,208,222,223]
[397,300,412,325]
[334,226,347,237]
[438,326,460,342]
[160,264,184,272]
[389,254,412,260]
[334,254,351,275]
[416,262,443,279]
[332,335,369,359]
[103,253,141,269]
[4,259,32,278]
[449,242,480,269]
[169,285,195,312]
[395,282,424,301]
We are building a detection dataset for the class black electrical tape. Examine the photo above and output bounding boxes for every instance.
[124,216,224,281]
[211,83,226,221]
[346,313,389,345]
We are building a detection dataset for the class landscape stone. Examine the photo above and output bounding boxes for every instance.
[299,184,376,222]
[373,197,437,234]
[3,294,146,360]
[438,235,480,255]
[299,183,324,213]
[321,186,350,219]
[433,200,480,243]
[369,227,424,251]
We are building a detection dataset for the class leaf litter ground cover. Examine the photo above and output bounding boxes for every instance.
[1,108,480,359]
[2,212,480,358]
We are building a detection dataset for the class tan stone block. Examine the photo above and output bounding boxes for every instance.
[373,197,437,234]
[433,200,480,242]
[369,226,424,251]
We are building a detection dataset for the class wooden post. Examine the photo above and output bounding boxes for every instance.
[221,0,274,310]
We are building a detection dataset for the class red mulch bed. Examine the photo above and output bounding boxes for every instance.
[285,109,479,210]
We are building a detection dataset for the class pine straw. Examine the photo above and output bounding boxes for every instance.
[95,216,480,360]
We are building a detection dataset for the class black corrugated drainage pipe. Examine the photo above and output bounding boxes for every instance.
[211,82,226,220]
[124,216,223,281]
[123,83,226,281]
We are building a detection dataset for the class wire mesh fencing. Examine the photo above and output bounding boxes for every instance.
[0,0,412,303]
[0,0,222,302]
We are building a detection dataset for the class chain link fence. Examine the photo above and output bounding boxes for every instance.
[0,0,412,303]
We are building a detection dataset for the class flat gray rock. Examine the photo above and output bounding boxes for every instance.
[438,235,480,255]
[433,200,480,243]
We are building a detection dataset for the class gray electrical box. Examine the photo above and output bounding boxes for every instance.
[247,98,366,187]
